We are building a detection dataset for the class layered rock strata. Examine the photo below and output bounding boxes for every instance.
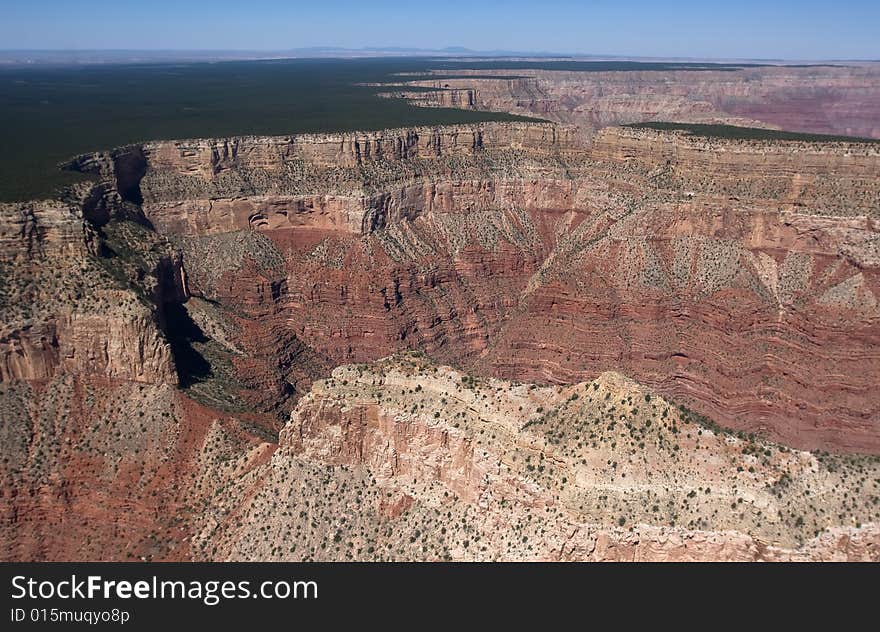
[66,121,880,452]
[384,63,880,139]
[200,356,880,561]
[3,115,879,561]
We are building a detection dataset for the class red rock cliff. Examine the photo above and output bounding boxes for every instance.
[65,121,880,454]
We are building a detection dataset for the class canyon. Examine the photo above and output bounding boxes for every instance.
[385,63,880,139]
[70,121,879,451]
[2,62,880,561]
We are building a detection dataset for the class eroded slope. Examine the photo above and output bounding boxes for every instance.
[200,354,880,561]
[65,121,880,452]
[2,116,879,561]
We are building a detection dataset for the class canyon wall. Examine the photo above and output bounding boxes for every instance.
[386,64,880,139]
[63,121,880,453]
[4,114,880,560]
[0,190,283,561]
[0,198,178,384]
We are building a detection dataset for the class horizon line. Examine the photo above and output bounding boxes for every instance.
[0,47,877,64]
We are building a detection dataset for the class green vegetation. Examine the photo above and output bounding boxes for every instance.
[625,121,880,144]
[0,57,538,202]
[1,56,818,202]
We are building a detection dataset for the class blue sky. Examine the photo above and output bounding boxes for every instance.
[1,0,877,60]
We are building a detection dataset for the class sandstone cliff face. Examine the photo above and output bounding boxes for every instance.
[590,126,880,216]
[0,198,177,384]
[67,123,584,235]
[137,122,580,172]
[0,190,284,561]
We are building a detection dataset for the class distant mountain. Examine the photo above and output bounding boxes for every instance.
[0,47,617,66]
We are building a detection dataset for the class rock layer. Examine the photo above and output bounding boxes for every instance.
[387,64,880,139]
[67,121,880,453]
[3,108,880,561]
[202,357,880,561]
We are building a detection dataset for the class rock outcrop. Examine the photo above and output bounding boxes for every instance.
[0,192,280,561]
[0,198,178,384]
[201,356,880,561]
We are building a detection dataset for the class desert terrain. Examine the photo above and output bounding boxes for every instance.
[1,60,879,561]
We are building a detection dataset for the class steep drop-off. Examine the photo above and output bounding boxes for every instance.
[66,121,880,453]
[0,189,279,560]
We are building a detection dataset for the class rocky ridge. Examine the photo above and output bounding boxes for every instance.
[199,354,880,561]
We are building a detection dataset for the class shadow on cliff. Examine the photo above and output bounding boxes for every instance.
[163,302,212,388]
